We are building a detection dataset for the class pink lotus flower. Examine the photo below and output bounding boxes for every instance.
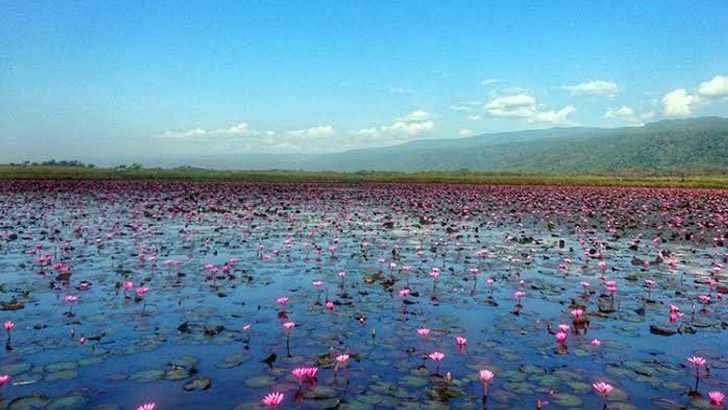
[429,351,445,362]
[292,367,307,385]
[592,381,614,396]
[514,291,526,299]
[709,391,725,407]
[123,281,133,290]
[262,391,284,408]
[429,351,445,373]
[399,288,410,297]
[417,328,430,338]
[555,332,567,344]
[276,296,289,306]
[591,338,601,346]
[687,356,707,367]
[558,324,570,333]
[66,295,78,303]
[479,369,495,384]
[136,287,148,296]
[136,403,155,410]
[570,309,583,318]
[336,354,349,364]
[455,336,467,348]
[479,369,495,398]
[283,321,295,330]
[0,374,9,387]
[4,320,13,332]
[312,280,323,288]
[325,300,334,310]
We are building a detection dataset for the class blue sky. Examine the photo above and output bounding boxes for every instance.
[1,0,727,162]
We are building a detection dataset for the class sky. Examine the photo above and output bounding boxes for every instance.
[1,0,728,164]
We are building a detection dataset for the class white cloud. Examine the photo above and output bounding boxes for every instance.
[351,127,378,137]
[387,86,414,95]
[604,105,634,119]
[286,125,335,138]
[397,110,431,122]
[484,93,574,124]
[604,105,651,125]
[450,105,474,112]
[382,110,434,136]
[564,80,618,96]
[662,89,701,117]
[641,111,655,120]
[365,110,435,138]
[467,114,482,121]
[485,94,536,118]
[156,110,437,153]
[158,127,208,140]
[341,110,436,150]
[530,106,575,124]
[480,78,502,86]
[459,128,473,136]
[157,122,277,141]
[698,75,728,98]
[220,122,250,134]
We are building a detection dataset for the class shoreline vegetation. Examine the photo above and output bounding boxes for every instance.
[2,164,728,189]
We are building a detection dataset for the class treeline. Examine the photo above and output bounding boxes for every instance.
[7,160,151,171]
[9,160,96,168]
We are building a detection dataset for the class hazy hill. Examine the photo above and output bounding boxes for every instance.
[301,117,728,174]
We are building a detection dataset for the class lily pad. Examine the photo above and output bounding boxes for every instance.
[44,369,78,382]
[8,393,51,410]
[48,394,89,410]
[244,375,274,388]
[130,369,165,382]
[215,354,249,369]
[183,376,211,391]
[550,393,583,407]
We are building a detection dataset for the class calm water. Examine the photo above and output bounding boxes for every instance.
[0,180,726,409]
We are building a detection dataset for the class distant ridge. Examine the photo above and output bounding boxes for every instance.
[300,117,728,173]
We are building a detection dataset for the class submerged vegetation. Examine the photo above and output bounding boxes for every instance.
[2,164,728,189]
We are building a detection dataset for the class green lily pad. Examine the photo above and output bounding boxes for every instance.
[78,357,104,366]
[165,366,192,381]
[551,393,583,407]
[130,369,165,382]
[305,386,338,400]
[47,394,89,410]
[244,375,274,388]
[400,375,428,387]
[183,376,211,391]
[44,369,78,382]
[566,381,591,393]
[0,362,32,376]
[356,392,384,405]
[44,361,78,373]
[169,356,198,367]
[215,354,249,369]
[8,393,51,410]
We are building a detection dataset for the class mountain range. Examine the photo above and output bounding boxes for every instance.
[135,117,728,174]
